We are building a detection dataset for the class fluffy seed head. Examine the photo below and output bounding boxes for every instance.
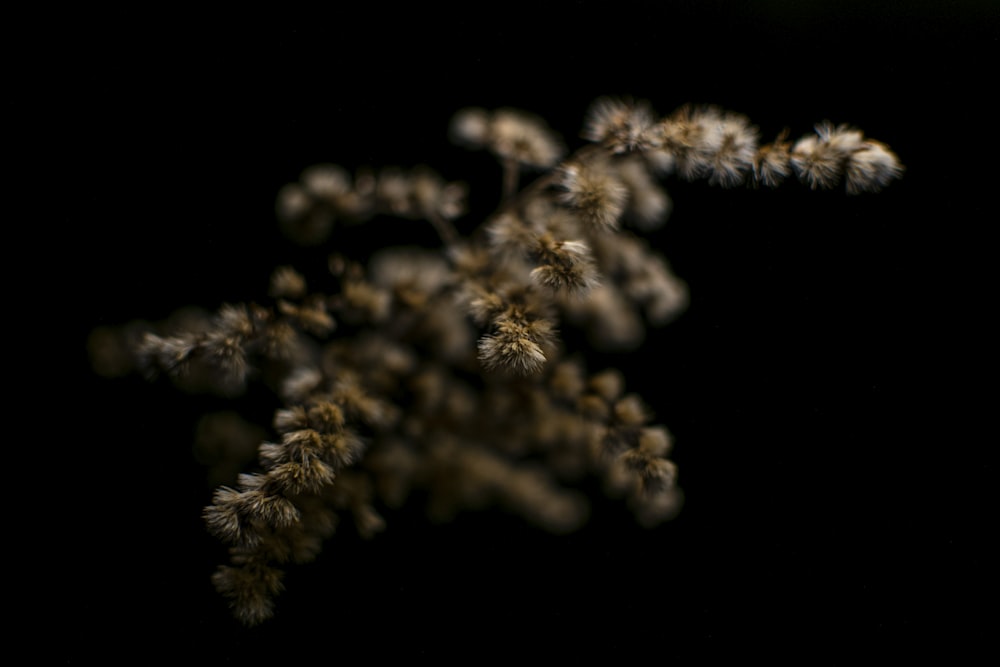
[530,235,599,296]
[583,97,659,153]
[270,266,307,300]
[753,132,793,187]
[449,107,491,148]
[617,157,671,230]
[489,108,565,169]
[558,159,628,231]
[845,140,903,194]
[791,122,867,190]
[478,311,554,375]
[211,562,285,627]
[300,164,351,200]
[702,112,759,187]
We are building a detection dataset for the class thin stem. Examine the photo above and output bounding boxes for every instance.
[483,143,609,231]
[501,156,519,203]
[370,203,460,248]
[427,211,460,247]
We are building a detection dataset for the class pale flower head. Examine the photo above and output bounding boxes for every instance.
[583,96,659,153]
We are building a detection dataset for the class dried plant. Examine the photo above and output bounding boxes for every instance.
[88,96,902,625]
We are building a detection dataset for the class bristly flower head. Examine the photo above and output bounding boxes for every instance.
[844,140,904,194]
[494,109,565,169]
[529,234,599,296]
[790,121,902,193]
[617,156,671,230]
[477,308,555,375]
[557,157,628,231]
[452,107,565,169]
[753,130,793,188]
[448,107,492,148]
[583,96,659,153]
[701,111,760,187]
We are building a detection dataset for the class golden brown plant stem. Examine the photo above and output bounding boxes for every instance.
[427,211,460,247]
[501,156,520,203]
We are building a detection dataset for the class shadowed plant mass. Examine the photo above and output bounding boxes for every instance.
[88,96,902,625]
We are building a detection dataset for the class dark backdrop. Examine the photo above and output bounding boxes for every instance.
[50,2,993,663]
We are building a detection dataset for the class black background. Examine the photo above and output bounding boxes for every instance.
[42,1,995,663]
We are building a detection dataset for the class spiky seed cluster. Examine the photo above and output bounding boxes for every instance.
[610,234,689,325]
[616,157,672,231]
[276,165,467,245]
[620,427,678,494]
[530,234,599,296]
[656,106,759,183]
[701,112,760,187]
[269,266,308,300]
[556,369,682,524]
[201,387,382,622]
[557,158,628,231]
[576,101,903,194]
[134,303,277,396]
[753,130,794,188]
[374,166,468,220]
[485,212,542,258]
[450,107,565,169]
[203,477,299,547]
[478,308,555,375]
[369,247,455,305]
[583,96,659,153]
[92,96,901,626]
[211,560,285,627]
[843,140,905,194]
[791,122,904,192]
[276,164,355,245]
